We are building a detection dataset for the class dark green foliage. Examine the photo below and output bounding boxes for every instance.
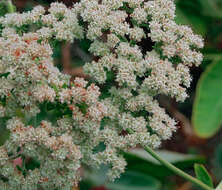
[194,164,214,188]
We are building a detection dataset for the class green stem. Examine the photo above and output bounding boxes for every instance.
[126,128,213,190]
[143,145,214,190]
[6,0,15,13]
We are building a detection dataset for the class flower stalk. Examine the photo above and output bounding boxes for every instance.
[126,128,213,190]
[143,145,214,190]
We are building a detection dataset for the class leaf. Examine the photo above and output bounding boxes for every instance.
[175,8,207,36]
[106,171,161,190]
[192,60,222,138]
[194,164,214,188]
[212,143,222,180]
[81,165,161,190]
[197,0,222,19]
[0,128,9,146]
[123,149,205,180]
[82,165,110,187]
[0,72,10,78]
[0,2,7,17]
[203,50,222,63]
[175,0,207,36]
[0,119,10,145]
[201,49,222,70]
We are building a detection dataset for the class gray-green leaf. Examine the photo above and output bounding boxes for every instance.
[123,149,205,180]
[192,60,222,138]
[106,171,161,190]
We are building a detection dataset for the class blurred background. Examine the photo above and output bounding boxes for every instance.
[1,0,222,189]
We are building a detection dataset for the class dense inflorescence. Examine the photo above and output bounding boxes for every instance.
[0,1,203,189]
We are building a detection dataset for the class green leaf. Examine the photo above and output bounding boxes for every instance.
[175,0,207,36]
[212,143,222,180]
[81,167,161,190]
[175,9,207,36]
[0,72,10,78]
[194,164,214,188]
[202,49,222,70]
[203,50,222,63]
[123,149,205,180]
[106,171,161,190]
[197,0,222,19]
[0,1,11,17]
[0,127,10,146]
[192,60,222,138]
[82,165,109,187]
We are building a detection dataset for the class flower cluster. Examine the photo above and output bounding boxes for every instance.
[78,0,203,178]
[0,0,203,189]
[0,7,107,188]
[0,3,83,42]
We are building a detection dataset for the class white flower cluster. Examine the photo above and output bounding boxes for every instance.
[0,29,106,189]
[4,118,82,188]
[0,4,107,188]
[0,3,83,42]
[0,0,203,189]
[78,0,203,180]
